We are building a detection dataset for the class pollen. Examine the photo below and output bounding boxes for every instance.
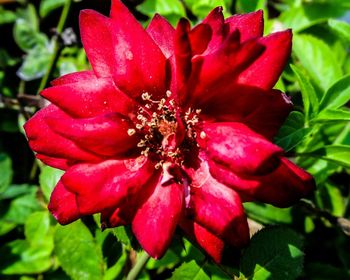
[132,90,201,168]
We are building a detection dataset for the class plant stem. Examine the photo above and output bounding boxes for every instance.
[37,0,72,94]
[126,251,150,280]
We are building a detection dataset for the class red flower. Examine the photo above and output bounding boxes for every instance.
[24,0,314,262]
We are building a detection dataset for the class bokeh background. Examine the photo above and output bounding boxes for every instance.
[0,0,350,279]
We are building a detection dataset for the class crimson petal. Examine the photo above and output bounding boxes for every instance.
[132,176,184,259]
[24,105,101,163]
[237,30,292,90]
[180,218,225,263]
[109,0,167,98]
[147,14,175,59]
[209,157,315,207]
[45,111,138,158]
[189,160,249,247]
[51,70,96,86]
[48,180,80,225]
[36,154,69,170]
[226,10,263,42]
[62,157,154,215]
[42,78,136,119]
[200,122,283,175]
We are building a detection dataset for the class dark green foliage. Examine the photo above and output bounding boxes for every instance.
[0,0,349,279]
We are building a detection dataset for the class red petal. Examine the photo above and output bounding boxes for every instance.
[200,122,283,175]
[147,14,175,59]
[180,218,224,263]
[186,36,264,106]
[80,10,115,78]
[174,19,192,89]
[237,30,292,90]
[101,208,128,228]
[189,23,212,56]
[109,0,167,99]
[62,157,154,215]
[226,10,263,42]
[202,7,225,53]
[24,105,101,163]
[189,163,249,247]
[197,85,293,140]
[45,111,138,157]
[36,154,69,170]
[51,70,96,86]
[209,157,315,207]
[48,180,80,225]
[132,175,184,259]
[42,78,136,119]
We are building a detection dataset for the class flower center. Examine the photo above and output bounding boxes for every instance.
[128,91,201,168]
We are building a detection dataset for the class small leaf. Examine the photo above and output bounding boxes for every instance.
[17,44,52,81]
[0,7,16,25]
[24,211,52,247]
[111,226,134,249]
[303,145,350,168]
[236,0,267,13]
[0,187,42,225]
[291,64,319,120]
[280,3,346,32]
[240,227,304,280]
[275,111,311,151]
[244,202,293,225]
[138,0,185,25]
[39,166,64,202]
[319,74,350,111]
[313,109,350,123]
[39,0,66,18]
[0,153,13,194]
[328,19,350,44]
[293,34,343,92]
[169,260,210,280]
[54,221,104,280]
[0,240,52,275]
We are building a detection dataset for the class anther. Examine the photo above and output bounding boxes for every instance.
[127,129,136,136]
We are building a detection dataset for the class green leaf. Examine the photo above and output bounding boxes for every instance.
[17,44,52,81]
[24,211,53,247]
[40,0,66,18]
[236,0,267,13]
[328,19,350,44]
[0,240,53,275]
[275,111,311,151]
[103,253,126,280]
[54,221,104,280]
[137,0,185,25]
[290,64,319,120]
[316,182,345,217]
[293,34,343,92]
[0,186,42,225]
[0,153,13,194]
[313,109,350,123]
[244,202,293,225]
[169,260,210,280]
[39,166,64,202]
[280,3,346,32]
[319,74,350,111]
[0,184,33,200]
[0,7,17,25]
[303,145,350,168]
[111,226,133,249]
[13,18,48,52]
[240,227,304,280]
[183,0,229,19]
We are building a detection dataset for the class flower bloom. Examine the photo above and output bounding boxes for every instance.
[24,0,314,262]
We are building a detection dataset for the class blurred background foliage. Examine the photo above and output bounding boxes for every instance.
[0,0,350,279]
